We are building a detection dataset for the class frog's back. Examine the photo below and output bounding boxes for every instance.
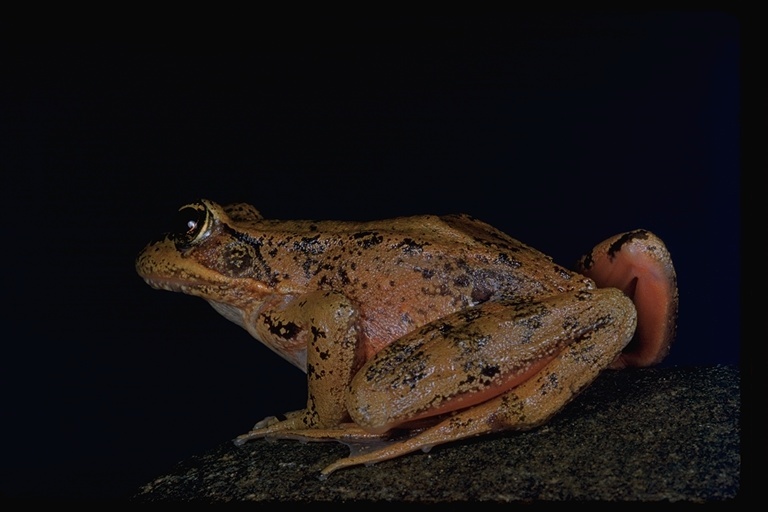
[301,213,588,357]
[424,213,585,302]
[312,212,585,304]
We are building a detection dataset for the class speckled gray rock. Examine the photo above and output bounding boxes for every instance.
[133,365,739,502]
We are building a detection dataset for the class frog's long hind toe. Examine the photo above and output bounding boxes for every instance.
[234,421,392,447]
[318,434,435,479]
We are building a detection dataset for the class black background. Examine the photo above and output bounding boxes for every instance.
[3,13,747,502]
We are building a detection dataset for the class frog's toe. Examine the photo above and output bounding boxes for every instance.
[234,410,312,445]
[233,426,293,445]
[317,435,432,479]
[252,415,281,429]
[233,432,259,446]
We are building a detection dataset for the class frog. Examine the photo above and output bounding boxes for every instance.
[136,199,678,478]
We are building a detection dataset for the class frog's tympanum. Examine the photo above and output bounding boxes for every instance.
[136,200,678,477]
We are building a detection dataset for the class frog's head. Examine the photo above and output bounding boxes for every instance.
[136,199,274,311]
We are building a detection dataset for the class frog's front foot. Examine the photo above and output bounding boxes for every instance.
[252,415,281,430]
[233,424,272,446]
[233,410,306,445]
[233,423,291,446]
[233,432,257,446]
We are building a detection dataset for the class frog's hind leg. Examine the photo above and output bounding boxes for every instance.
[320,288,637,477]
[576,230,678,368]
[235,419,388,446]
[256,422,421,459]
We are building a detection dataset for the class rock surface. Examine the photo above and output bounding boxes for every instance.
[133,365,739,502]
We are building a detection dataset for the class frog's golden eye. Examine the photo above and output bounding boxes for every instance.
[175,202,211,242]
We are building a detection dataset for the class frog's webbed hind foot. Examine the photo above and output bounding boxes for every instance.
[316,411,497,478]
[273,425,427,477]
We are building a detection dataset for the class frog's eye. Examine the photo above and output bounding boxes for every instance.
[174,202,211,242]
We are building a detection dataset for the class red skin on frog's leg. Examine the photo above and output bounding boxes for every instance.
[576,230,679,369]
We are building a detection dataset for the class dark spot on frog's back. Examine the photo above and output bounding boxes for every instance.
[608,229,650,257]
[555,266,573,280]
[495,252,522,268]
[294,234,326,255]
[337,267,351,285]
[352,230,383,249]
[453,274,470,287]
[397,237,430,255]
[471,285,493,302]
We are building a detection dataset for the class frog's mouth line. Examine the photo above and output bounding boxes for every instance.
[142,276,206,295]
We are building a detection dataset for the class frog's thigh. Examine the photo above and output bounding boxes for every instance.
[347,287,637,434]
[323,288,636,476]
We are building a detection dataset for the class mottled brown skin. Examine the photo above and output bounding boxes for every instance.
[136,199,678,477]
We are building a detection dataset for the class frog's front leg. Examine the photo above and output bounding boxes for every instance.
[321,287,636,476]
[235,290,364,445]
